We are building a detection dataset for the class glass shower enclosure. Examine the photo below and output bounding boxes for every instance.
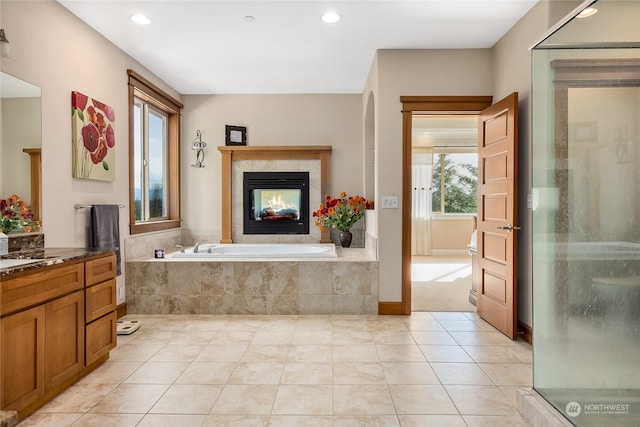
[531,1,640,426]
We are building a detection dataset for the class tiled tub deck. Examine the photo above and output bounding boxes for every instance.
[125,248,378,315]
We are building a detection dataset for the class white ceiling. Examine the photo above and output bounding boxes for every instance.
[58,0,538,95]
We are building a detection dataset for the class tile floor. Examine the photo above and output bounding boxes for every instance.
[19,312,533,426]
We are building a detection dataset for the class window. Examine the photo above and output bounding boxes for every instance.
[128,70,183,234]
[431,150,477,214]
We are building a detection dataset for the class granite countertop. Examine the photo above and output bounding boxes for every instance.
[0,411,17,427]
[0,248,114,277]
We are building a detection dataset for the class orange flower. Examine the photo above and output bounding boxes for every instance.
[313,192,373,232]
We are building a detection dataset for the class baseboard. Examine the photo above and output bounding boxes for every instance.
[518,320,533,344]
[378,301,404,315]
[116,303,127,319]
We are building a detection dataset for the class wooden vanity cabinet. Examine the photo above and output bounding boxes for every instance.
[0,252,117,419]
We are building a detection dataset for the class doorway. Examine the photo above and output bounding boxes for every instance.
[411,114,477,312]
[400,96,493,315]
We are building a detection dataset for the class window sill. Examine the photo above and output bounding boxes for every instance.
[130,219,181,235]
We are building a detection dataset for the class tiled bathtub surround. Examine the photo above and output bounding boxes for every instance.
[126,249,378,315]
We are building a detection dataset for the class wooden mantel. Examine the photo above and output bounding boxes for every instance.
[217,145,332,243]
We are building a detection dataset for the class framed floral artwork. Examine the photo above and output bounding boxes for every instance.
[71,91,115,181]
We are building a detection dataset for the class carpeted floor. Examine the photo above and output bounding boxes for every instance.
[411,255,476,312]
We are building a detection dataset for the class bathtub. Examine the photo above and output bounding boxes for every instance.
[171,243,338,259]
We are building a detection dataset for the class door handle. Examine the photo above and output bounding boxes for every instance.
[497,224,521,232]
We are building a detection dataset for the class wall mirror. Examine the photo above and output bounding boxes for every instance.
[0,71,42,222]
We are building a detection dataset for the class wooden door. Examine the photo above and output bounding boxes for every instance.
[477,92,519,339]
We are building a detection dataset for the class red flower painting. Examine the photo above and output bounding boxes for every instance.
[72,91,115,180]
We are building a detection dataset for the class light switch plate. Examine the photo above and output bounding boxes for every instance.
[382,196,398,209]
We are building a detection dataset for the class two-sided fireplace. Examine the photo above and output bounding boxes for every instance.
[243,171,310,235]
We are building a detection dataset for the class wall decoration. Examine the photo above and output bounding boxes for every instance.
[71,91,115,181]
[225,125,247,146]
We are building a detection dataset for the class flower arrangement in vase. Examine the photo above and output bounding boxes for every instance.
[0,194,38,233]
[312,192,373,247]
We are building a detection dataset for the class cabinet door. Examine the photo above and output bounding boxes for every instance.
[1,305,46,411]
[86,279,116,323]
[45,291,85,390]
[86,311,117,366]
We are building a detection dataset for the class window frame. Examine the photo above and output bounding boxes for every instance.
[127,69,183,234]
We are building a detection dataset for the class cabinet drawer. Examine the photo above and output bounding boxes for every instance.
[86,279,116,323]
[85,254,117,287]
[86,311,117,365]
[1,263,84,316]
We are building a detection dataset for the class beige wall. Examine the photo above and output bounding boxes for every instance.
[431,218,475,252]
[369,49,493,301]
[0,0,181,304]
[180,94,363,240]
[492,0,583,326]
[1,97,40,204]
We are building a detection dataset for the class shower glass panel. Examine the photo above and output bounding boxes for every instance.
[532,1,640,426]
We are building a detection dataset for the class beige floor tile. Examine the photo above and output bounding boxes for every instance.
[372,330,416,344]
[509,346,533,363]
[137,414,207,426]
[282,362,333,384]
[388,384,458,415]
[432,312,470,321]
[268,415,333,426]
[333,330,374,345]
[71,413,145,427]
[463,414,532,426]
[108,342,165,362]
[123,361,189,384]
[228,362,285,384]
[240,344,290,362]
[419,345,474,363]
[272,385,333,415]
[437,320,486,332]
[376,344,426,362]
[167,329,217,345]
[288,344,333,362]
[431,362,494,385]
[403,318,446,332]
[333,362,386,384]
[333,385,395,415]
[294,316,332,331]
[333,344,379,362]
[17,413,83,426]
[449,331,519,347]
[150,384,223,414]
[175,361,236,384]
[39,383,117,413]
[291,330,333,345]
[89,383,169,413]
[462,345,524,363]
[195,344,248,362]
[208,330,255,345]
[334,415,400,426]
[77,361,142,384]
[202,415,270,426]
[148,344,205,362]
[381,362,440,385]
[478,363,533,387]
[410,331,458,345]
[210,384,278,414]
[444,385,518,415]
[251,330,294,345]
[397,414,467,426]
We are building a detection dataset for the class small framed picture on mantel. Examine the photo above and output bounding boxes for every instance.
[225,125,247,146]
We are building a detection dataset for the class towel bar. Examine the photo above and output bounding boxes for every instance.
[74,204,125,209]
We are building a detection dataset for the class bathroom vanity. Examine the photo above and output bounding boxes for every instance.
[0,249,117,421]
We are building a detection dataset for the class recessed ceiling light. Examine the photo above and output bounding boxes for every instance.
[321,12,341,24]
[576,7,598,18]
[130,14,151,25]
